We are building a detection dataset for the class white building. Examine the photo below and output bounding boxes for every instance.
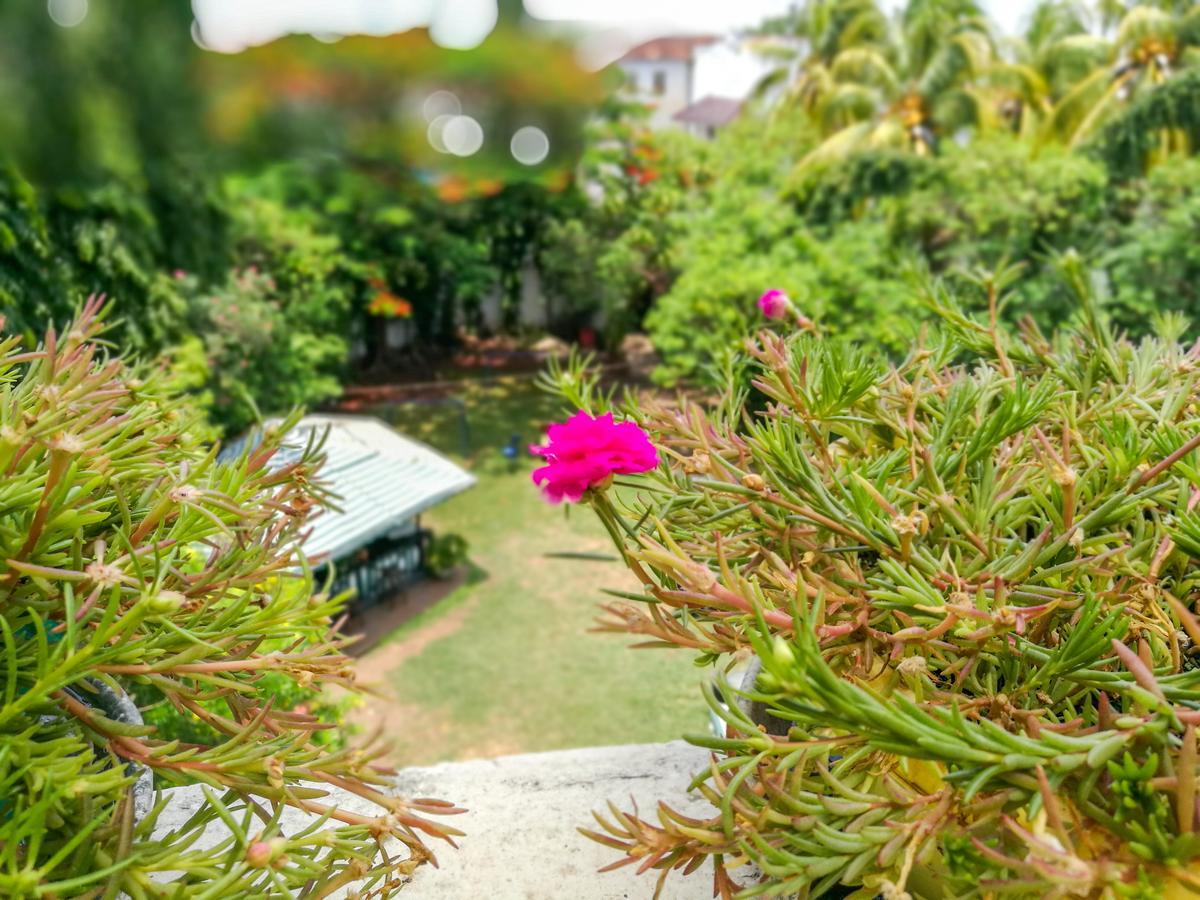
[616,35,720,129]
[616,33,801,137]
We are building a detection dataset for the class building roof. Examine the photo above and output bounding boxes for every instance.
[619,35,719,63]
[221,414,476,564]
[672,95,743,127]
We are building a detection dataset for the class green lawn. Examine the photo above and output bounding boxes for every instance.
[355,376,707,764]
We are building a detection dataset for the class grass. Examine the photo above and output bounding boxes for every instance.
[355,375,707,765]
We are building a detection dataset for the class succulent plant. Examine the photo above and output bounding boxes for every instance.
[0,299,461,897]
[553,267,1200,897]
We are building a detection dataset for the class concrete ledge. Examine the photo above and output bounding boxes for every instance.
[393,741,716,899]
[155,741,718,899]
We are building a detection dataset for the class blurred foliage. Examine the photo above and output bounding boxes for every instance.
[645,110,922,381]
[0,0,598,433]
[637,115,1200,383]
[1086,65,1200,179]
[1099,155,1200,325]
[202,27,600,185]
[5,0,1200,407]
[177,264,347,436]
[0,164,192,353]
[607,0,1200,381]
[539,102,713,345]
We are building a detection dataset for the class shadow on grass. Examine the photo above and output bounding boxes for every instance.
[342,561,489,658]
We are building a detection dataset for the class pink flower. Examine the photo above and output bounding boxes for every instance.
[531,411,659,503]
[757,289,791,320]
[173,269,187,279]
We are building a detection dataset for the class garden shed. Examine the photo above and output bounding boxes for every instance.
[222,414,476,609]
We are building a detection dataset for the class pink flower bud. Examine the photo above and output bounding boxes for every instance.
[246,842,273,868]
[757,289,791,320]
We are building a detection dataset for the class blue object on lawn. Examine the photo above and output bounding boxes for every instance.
[502,434,521,461]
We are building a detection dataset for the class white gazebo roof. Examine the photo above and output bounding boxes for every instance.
[222,414,476,564]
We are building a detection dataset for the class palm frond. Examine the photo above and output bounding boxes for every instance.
[1039,33,1114,97]
[820,82,888,130]
[987,62,1050,105]
[1115,5,1177,51]
[787,63,837,112]
[791,120,879,180]
[1045,64,1118,142]
[1070,69,1139,145]
[1178,5,1200,48]
[931,86,985,132]
[1087,66,1200,177]
[917,29,991,101]
[1024,0,1091,51]
[830,46,902,94]
[752,65,795,103]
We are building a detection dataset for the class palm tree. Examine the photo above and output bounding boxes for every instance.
[986,1,1109,140]
[1048,1,1200,147]
[753,0,890,128]
[772,0,997,172]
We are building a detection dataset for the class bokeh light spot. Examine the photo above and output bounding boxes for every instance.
[430,0,497,50]
[47,0,88,28]
[443,116,485,157]
[427,115,456,154]
[511,126,551,165]
[423,91,462,123]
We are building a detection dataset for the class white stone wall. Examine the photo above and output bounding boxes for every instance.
[151,741,722,899]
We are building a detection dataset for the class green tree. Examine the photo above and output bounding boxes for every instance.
[771,0,996,173]
[987,1,1109,139]
[1049,1,1200,154]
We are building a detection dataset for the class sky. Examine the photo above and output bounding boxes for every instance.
[188,0,1042,56]
[530,0,1036,37]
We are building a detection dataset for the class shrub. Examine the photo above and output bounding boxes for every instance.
[550,273,1200,897]
[0,303,460,897]
[0,164,192,355]
[643,135,1139,385]
[1099,157,1200,333]
[646,211,924,384]
[180,175,368,436]
[540,120,714,349]
[180,265,346,435]
[887,137,1110,327]
[537,214,625,339]
[426,533,470,579]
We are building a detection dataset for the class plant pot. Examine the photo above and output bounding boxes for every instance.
[734,657,793,737]
[64,679,154,822]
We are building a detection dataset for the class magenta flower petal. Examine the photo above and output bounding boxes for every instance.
[757,289,791,320]
[530,411,659,503]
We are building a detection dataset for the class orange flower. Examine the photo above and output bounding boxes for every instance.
[367,292,413,318]
[437,175,469,204]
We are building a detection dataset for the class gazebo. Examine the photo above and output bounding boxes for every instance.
[222,414,476,610]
